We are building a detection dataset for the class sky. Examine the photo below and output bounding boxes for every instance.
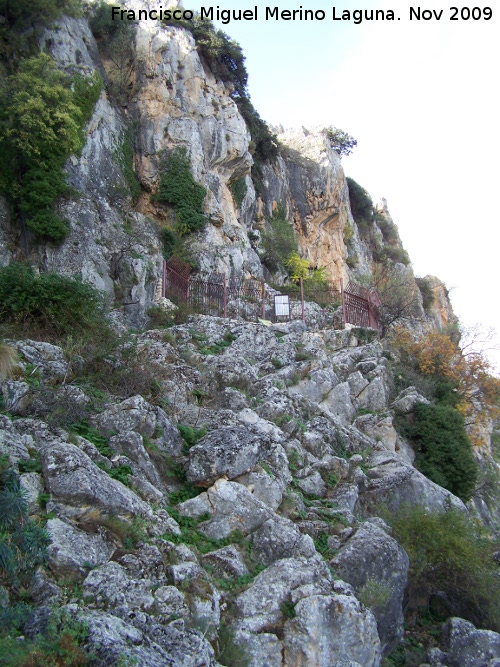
[211,0,500,369]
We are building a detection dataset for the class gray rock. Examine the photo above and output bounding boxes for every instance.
[296,470,327,497]
[39,441,152,520]
[83,561,156,612]
[359,458,467,514]
[332,521,409,654]
[13,340,69,381]
[177,479,273,539]
[355,375,389,413]
[391,386,430,414]
[354,414,398,452]
[320,382,356,424]
[46,518,115,577]
[20,472,44,515]
[94,395,182,455]
[1,380,30,414]
[234,469,283,510]
[186,426,273,486]
[442,617,500,667]
[283,593,382,667]
[109,431,164,489]
[232,627,283,667]
[0,417,31,463]
[235,556,332,633]
[202,545,249,578]
[250,515,316,566]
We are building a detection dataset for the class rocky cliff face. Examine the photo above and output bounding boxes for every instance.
[0,2,451,331]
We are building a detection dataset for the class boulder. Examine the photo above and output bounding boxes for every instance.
[94,395,182,455]
[250,515,316,566]
[39,441,152,520]
[14,340,69,381]
[234,556,332,633]
[441,617,500,667]
[391,386,430,414]
[186,426,273,486]
[46,518,115,577]
[283,591,382,667]
[177,479,273,540]
[332,519,409,654]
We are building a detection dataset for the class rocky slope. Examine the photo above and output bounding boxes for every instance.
[2,318,500,666]
[1,3,499,665]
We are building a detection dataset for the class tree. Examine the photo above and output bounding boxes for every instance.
[368,263,422,337]
[325,127,357,157]
[0,54,101,243]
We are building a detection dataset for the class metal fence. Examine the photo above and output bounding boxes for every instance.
[162,258,378,331]
[341,280,380,331]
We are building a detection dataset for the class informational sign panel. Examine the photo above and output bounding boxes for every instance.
[274,294,290,318]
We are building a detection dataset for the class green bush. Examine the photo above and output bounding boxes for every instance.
[0,608,91,666]
[154,148,207,237]
[402,403,478,501]
[383,245,410,266]
[115,128,141,203]
[229,177,247,209]
[415,277,434,313]
[346,177,374,239]
[0,263,107,338]
[0,54,101,243]
[0,456,50,591]
[386,504,500,631]
[261,204,297,273]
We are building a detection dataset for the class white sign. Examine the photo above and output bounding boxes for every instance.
[274,294,290,317]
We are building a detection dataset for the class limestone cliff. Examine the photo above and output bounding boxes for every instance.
[0,2,454,332]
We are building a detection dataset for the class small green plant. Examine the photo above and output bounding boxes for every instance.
[325,126,357,157]
[358,578,391,610]
[229,177,247,208]
[71,421,112,457]
[0,456,50,590]
[0,609,92,666]
[280,600,296,619]
[17,453,42,474]
[177,424,207,454]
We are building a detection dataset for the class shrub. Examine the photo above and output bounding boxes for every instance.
[261,204,297,273]
[325,126,357,157]
[346,177,374,238]
[402,403,478,501]
[89,2,136,104]
[115,128,141,202]
[386,504,500,631]
[383,245,410,266]
[415,277,434,313]
[0,263,107,338]
[154,148,207,237]
[0,54,101,243]
[229,177,247,209]
[0,609,91,666]
[0,456,50,590]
